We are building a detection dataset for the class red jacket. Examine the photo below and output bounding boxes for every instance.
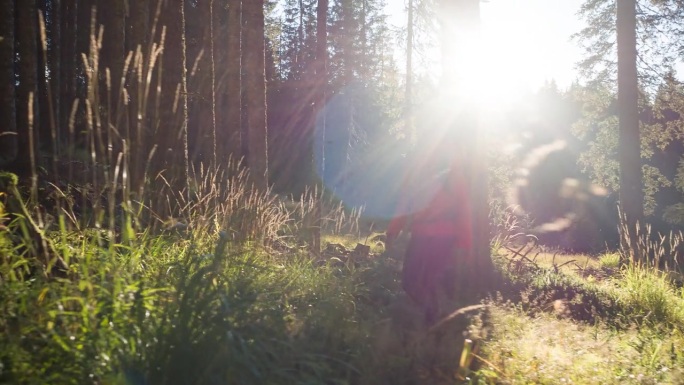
[387,168,472,248]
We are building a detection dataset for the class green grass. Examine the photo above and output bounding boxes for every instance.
[0,207,481,384]
[620,263,684,328]
[599,252,621,269]
[2,181,684,385]
[478,305,684,384]
[474,251,684,384]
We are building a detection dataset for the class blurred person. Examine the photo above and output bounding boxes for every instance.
[386,136,473,324]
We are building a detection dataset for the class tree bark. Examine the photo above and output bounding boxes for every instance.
[98,0,125,101]
[222,0,242,162]
[50,0,62,163]
[360,0,367,82]
[127,0,149,54]
[74,0,93,161]
[209,0,217,166]
[127,0,150,185]
[309,0,328,254]
[0,0,17,166]
[406,0,414,141]
[181,0,190,191]
[59,0,77,144]
[185,0,212,167]
[298,0,304,70]
[36,2,58,178]
[159,0,184,177]
[617,0,643,262]
[47,0,63,164]
[242,0,268,188]
[340,0,354,85]
[14,0,40,177]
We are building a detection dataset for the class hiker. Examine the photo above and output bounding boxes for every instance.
[385,151,473,323]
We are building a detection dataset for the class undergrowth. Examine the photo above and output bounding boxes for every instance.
[0,172,487,385]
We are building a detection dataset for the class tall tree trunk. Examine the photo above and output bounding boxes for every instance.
[617,0,643,263]
[94,0,123,185]
[209,0,217,167]
[298,0,304,72]
[181,0,191,192]
[308,0,328,254]
[74,0,93,167]
[127,0,150,185]
[60,0,77,147]
[98,0,124,107]
[242,0,268,188]
[405,0,414,141]
[50,0,62,163]
[316,0,328,169]
[48,0,64,163]
[159,0,184,178]
[14,0,40,177]
[360,0,367,82]
[36,2,58,179]
[186,0,212,167]
[340,0,354,85]
[127,0,149,54]
[440,0,493,289]
[221,0,242,162]
[0,0,17,166]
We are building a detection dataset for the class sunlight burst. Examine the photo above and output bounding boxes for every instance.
[403,0,581,112]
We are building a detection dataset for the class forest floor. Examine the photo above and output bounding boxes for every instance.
[333,239,684,385]
[1,221,684,384]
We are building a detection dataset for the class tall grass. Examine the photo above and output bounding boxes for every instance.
[621,263,684,328]
[1,8,399,384]
[2,15,465,382]
[618,209,683,272]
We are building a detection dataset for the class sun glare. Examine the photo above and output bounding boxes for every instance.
[479,0,580,100]
[449,1,577,111]
[389,0,581,111]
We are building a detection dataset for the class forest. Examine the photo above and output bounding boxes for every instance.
[1,0,684,384]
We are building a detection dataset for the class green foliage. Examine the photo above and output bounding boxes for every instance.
[665,164,684,224]
[599,252,621,269]
[3,182,684,384]
[621,263,684,327]
[675,157,684,194]
[0,172,18,188]
[663,202,684,225]
[571,80,684,218]
[575,0,684,88]
[574,1,684,222]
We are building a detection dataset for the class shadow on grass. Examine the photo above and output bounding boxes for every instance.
[351,248,495,385]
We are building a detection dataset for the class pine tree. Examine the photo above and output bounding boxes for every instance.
[0,0,16,165]
[159,0,185,174]
[14,0,40,177]
[617,0,644,262]
[309,0,328,253]
[59,0,77,142]
[405,0,414,139]
[575,0,684,89]
[220,0,242,162]
[243,0,268,188]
